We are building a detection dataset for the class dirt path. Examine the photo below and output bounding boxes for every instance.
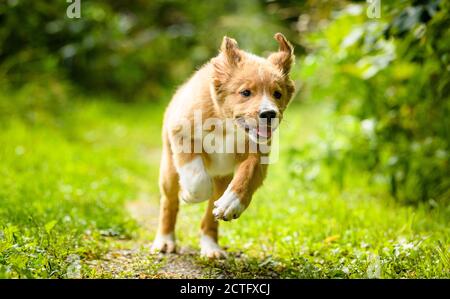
[85,192,208,278]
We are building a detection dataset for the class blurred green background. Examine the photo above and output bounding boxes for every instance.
[0,0,448,278]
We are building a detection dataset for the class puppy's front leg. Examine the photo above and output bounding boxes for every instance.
[213,155,267,221]
[175,153,213,204]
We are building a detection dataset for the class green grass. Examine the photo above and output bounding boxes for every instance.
[0,89,448,278]
[0,92,163,278]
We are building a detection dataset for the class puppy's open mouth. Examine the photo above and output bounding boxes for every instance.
[235,118,278,143]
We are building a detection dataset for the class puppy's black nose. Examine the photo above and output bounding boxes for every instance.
[259,110,277,122]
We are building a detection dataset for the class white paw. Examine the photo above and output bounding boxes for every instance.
[213,188,245,221]
[178,157,212,203]
[200,235,226,259]
[150,233,176,253]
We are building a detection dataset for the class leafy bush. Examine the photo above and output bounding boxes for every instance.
[292,0,449,204]
[0,0,284,100]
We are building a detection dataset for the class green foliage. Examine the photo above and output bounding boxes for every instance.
[0,0,284,99]
[293,0,449,204]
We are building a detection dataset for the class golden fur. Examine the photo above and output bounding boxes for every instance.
[152,33,295,258]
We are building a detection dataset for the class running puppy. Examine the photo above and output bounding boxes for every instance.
[152,33,295,258]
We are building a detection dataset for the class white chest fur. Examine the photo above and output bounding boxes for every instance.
[205,152,236,177]
[201,121,241,178]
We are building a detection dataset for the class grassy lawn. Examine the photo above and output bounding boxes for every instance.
[0,91,448,278]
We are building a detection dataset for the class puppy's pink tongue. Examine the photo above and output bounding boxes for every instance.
[257,126,271,138]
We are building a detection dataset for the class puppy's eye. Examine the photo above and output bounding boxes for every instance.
[240,89,251,97]
[273,91,282,99]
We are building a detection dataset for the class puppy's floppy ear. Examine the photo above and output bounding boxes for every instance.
[212,36,242,90]
[220,36,242,66]
[268,33,294,75]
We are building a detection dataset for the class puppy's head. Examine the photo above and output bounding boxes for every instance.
[211,33,295,144]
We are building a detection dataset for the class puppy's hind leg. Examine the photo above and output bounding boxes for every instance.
[151,138,179,254]
[200,176,232,258]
